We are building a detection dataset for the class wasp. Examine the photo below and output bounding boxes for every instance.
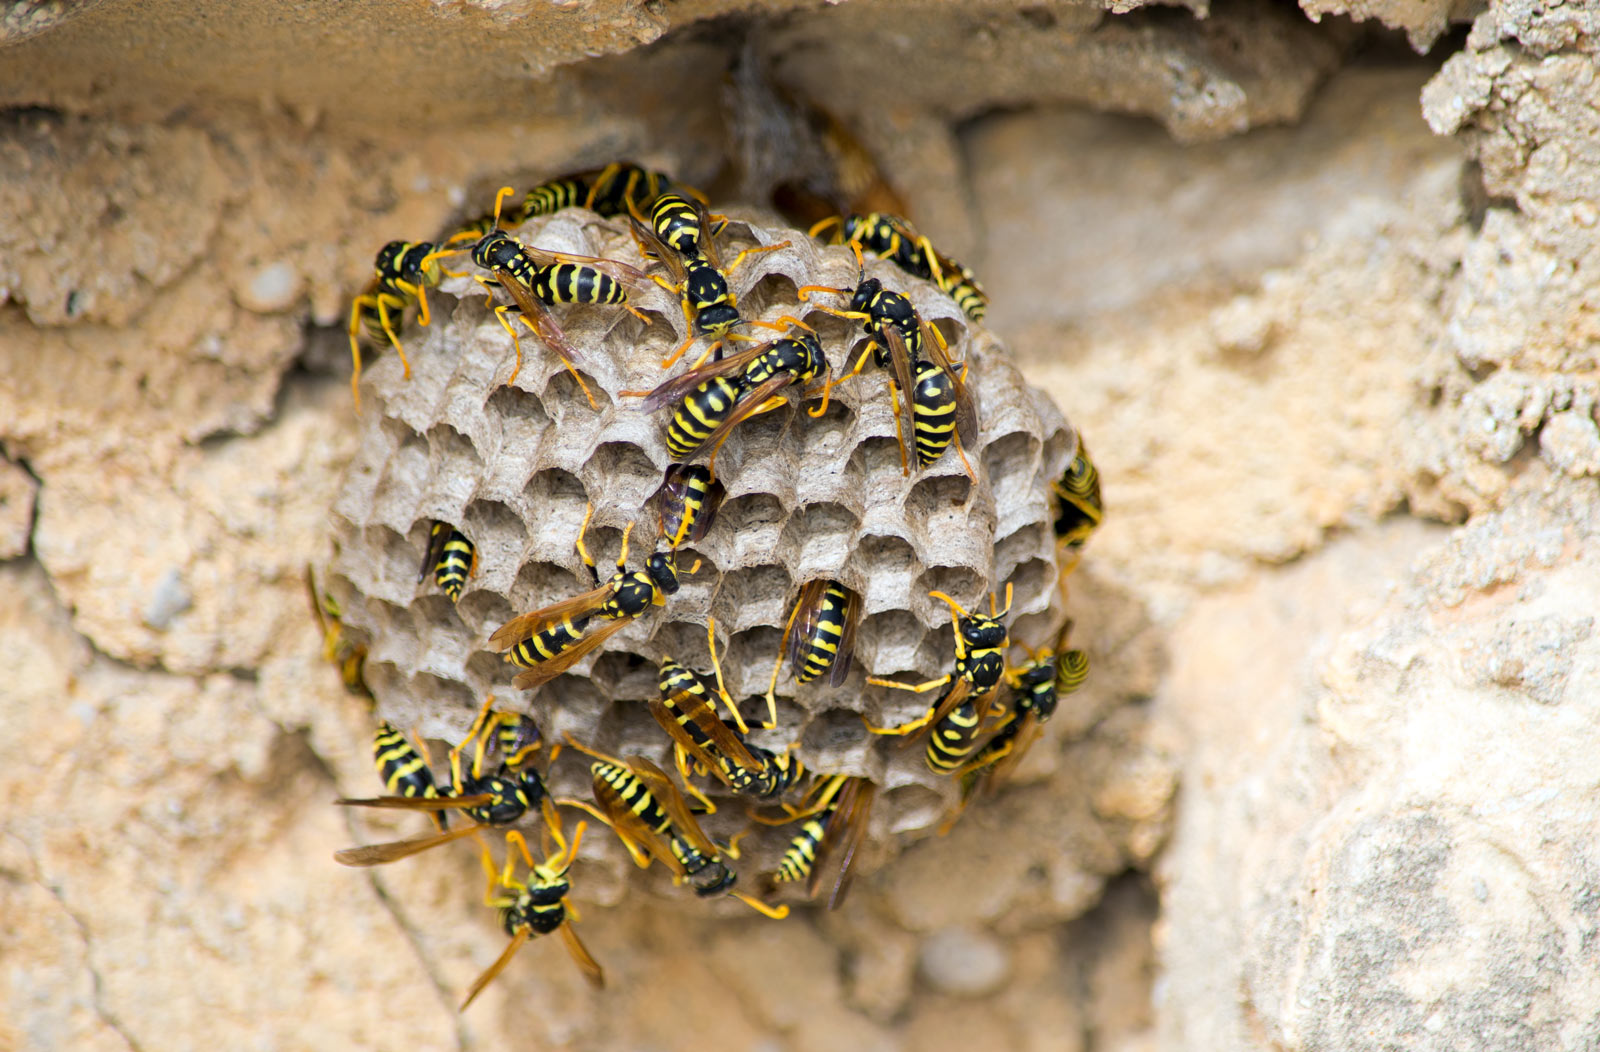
[648,463,726,549]
[304,565,371,699]
[939,630,1089,833]
[652,619,805,801]
[810,213,989,322]
[763,579,860,726]
[753,773,876,910]
[345,239,451,411]
[1052,443,1104,571]
[629,192,793,369]
[334,696,557,867]
[893,323,979,480]
[489,503,694,691]
[460,820,604,1009]
[628,329,830,469]
[564,740,789,919]
[864,584,1014,773]
[430,186,653,408]
[418,521,476,603]
[797,268,938,473]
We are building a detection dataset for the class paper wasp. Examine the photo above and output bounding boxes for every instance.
[864,584,1014,773]
[896,322,979,480]
[304,565,371,699]
[940,629,1089,832]
[489,503,693,691]
[492,161,694,227]
[425,187,655,408]
[652,619,805,801]
[648,463,725,549]
[459,820,604,1009]
[754,773,876,910]
[627,328,829,469]
[346,239,449,411]
[1052,443,1104,570]
[334,696,557,867]
[564,740,789,919]
[628,192,792,369]
[763,579,859,726]
[799,266,969,475]
[810,212,989,321]
[419,521,475,603]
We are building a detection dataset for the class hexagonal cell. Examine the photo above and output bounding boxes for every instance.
[713,563,793,635]
[779,501,859,576]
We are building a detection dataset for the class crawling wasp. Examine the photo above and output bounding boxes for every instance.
[626,328,830,469]
[864,584,1014,774]
[753,773,876,910]
[1052,443,1103,571]
[939,630,1089,832]
[489,503,694,691]
[431,186,653,408]
[334,696,557,867]
[629,192,792,369]
[564,740,789,919]
[419,521,475,603]
[799,265,977,476]
[460,820,604,1009]
[304,565,371,699]
[346,239,449,411]
[652,619,805,800]
[810,212,989,322]
[465,161,696,231]
[763,579,860,727]
[648,463,726,549]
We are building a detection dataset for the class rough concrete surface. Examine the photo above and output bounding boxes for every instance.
[1,0,1595,1048]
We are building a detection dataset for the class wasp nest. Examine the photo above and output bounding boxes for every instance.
[324,205,1077,903]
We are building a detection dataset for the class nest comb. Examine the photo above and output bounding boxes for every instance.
[324,205,1079,904]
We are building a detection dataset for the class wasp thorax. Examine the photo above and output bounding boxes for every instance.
[326,202,1079,899]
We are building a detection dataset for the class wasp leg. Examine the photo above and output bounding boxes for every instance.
[723,240,791,276]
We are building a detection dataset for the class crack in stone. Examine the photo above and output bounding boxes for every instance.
[8,833,145,1052]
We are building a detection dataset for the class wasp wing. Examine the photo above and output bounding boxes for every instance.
[637,339,773,412]
[509,616,632,690]
[334,793,494,812]
[626,755,721,859]
[649,690,762,775]
[459,928,529,1011]
[559,922,606,989]
[922,320,979,447]
[488,583,616,651]
[827,587,860,687]
[333,823,484,867]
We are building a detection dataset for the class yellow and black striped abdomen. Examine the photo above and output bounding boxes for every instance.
[373,722,447,830]
[667,376,745,458]
[651,195,706,257]
[775,813,829,884]
[531,264,626,307]
[507,616,590,669]
[1056,649,1089,694]
[591,761,672,836]
[940,265,988,321]
[910,360,959,466]
[926,696,986,775]
[521,177,588,221]
[797,583,852,684]
[429,524,474,602]
[1053,447,1103,545]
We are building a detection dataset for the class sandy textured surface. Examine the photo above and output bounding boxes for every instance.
[7,0,1598,1047]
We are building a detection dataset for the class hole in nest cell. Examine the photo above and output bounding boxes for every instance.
[428,422,483,475]
[995,523,1048,579]
[725,625,782,701]
[916,566,985,613]
[589,649,654,702]
[714,564,793,633]
[856,608,924,676]
[462,498,527,551]
[1001,557,1052,617]
[511,559,585,613]
[779,501,858,563]
[720,491,786,533]
[803,707,873,754]
[800,394,856,455]
[852,434,907,479]
[904,472,972,520]
[856,533,916,577]
[486,381,551,430]
[981,430,1039,493]
[929,317,966,358]
[411,673,476,717]
[541,365,612,412]
[738,271,801,316]
[885,785,946,835]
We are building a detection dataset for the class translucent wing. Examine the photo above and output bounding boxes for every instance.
[334,793,494,812]
[629,215,687,286]
[784,580,829,672]
[589,765,686,877]
[648,690,761,775]
[879,322,918,439]
[510,617,632,690]
[626,755,720,859]
[488,583,617,651]
[922,320,979,446]
[459,928,529,1011]
[333,823,483,867]
[486,255,586,366]
[827,588,860,687]
[637,339,774,412]
[559,922,606,989]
